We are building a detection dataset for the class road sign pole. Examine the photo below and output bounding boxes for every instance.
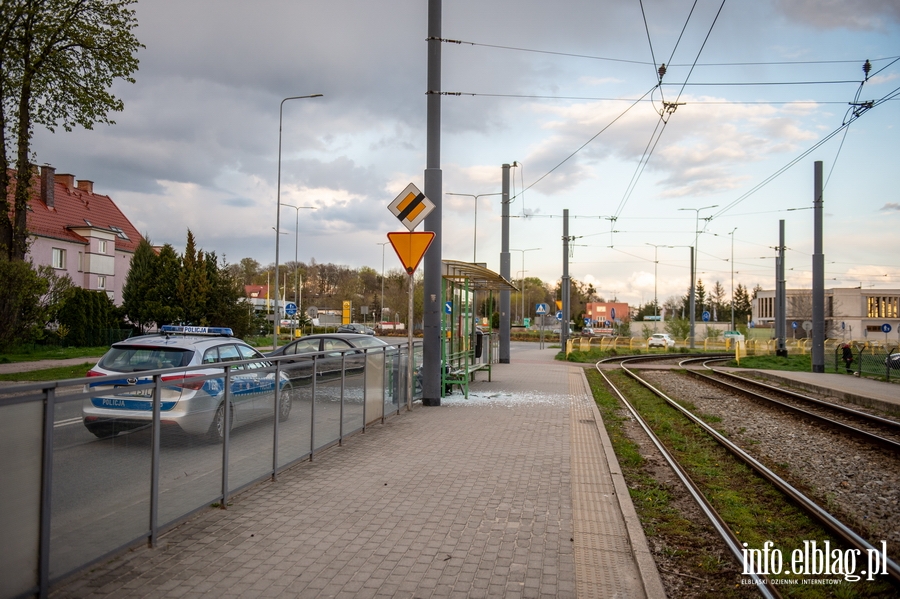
[407,273,414,411]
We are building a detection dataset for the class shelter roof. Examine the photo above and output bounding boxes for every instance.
[442,260,518,292]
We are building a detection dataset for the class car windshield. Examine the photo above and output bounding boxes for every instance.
[98,346,195,372]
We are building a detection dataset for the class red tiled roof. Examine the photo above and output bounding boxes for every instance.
[245,284,272,299]
[11,169,144,253]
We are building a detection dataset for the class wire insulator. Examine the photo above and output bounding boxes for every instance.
[657,63,667,80]
[863,59,872,79]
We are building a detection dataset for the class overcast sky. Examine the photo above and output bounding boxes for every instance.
[33,0,900,307]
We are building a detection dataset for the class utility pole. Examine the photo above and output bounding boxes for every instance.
[561,209,571,350]
[812,161,825,372]
[775,220,787,357]
[422,0,442,405]
[500,164,511,363]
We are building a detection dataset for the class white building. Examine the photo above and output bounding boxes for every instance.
[752,288,900,341]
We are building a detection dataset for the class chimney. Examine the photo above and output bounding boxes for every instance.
[54,173,75,192]
[76,180,94,194]
[41,165,56,207]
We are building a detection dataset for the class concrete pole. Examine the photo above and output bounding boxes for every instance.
[561,210,571,350]
[500,164,511,363]
[422,0,443,405]
[812,161,825,372]
[689,246,695,348]
[776,220,787,357]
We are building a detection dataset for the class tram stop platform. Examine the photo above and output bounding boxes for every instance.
[750,369,900,415]
[50,344,663,599]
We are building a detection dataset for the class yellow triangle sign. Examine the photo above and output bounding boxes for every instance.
[387,231,435,274]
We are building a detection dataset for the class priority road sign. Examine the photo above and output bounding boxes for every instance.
[388,183,435,232]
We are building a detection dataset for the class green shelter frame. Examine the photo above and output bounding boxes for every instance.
[441,260,518,397]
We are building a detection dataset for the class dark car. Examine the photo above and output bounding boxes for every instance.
[266,333,390,382]
[886,353,900,370]
[336,323,375,335]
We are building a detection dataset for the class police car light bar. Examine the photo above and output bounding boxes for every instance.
[160,325,234,337]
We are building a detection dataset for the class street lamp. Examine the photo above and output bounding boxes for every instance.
[446,192,503,263]
[274,93,322,349]
[377,241,389,325]
[511,248,540,325]
[677,204,717,348]
[645,243,673,320]
[282,203,317,337]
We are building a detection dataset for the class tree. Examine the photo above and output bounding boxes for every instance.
[733,284,752,325]
[0,259,47,346]
[147,244,182,327]
[710,281,726,322]
[1,0,141,260]
[178,230,209,325]
[204,252,252,338]
[122,237,156,332]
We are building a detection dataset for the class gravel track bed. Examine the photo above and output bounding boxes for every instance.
[704,372,900,445]
[639,370,900,548]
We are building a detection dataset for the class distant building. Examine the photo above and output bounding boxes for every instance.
[19,165,143,305]
[585,301,630,326]
[752,288,900,341]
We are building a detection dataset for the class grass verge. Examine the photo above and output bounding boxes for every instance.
[0,362,97,382]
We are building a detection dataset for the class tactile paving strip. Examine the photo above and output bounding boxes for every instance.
[569,369,647,598]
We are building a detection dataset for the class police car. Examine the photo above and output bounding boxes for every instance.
[82,326,293,441]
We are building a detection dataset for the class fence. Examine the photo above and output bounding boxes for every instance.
[0,341,422,599]
[833,344,899,381]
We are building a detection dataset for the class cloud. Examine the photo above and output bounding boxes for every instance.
[773,0,900,31]
[881,203,900,211]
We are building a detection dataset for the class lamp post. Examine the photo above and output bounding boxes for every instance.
[645,243,672,320]
[446,192,502,263]
[274,93,322,349]
[282,203,317,337]
[677,204,717,348]
[377,241,389,325]
[511,248,540,325]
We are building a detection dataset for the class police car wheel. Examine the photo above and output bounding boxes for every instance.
[208,402,233,443]
[279,384,293,421]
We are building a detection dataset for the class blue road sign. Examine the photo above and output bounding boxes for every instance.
[584,318,590,326]
[444,301,452,314]
[791,321,798,329]
[284,302,297,316]
[536,303,549,315]
[882,323,893,334]
[610,308,616,320]
[556,311,563,321]
[702,310,710,322]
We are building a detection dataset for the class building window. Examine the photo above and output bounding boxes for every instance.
[867,296,900,319]
[97,276,106,290]
[98,240,107,254]
[52,248,66,269]
[78,252,83,272]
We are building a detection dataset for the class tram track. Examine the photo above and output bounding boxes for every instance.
[594,356,900,595]
[686,369,900,453]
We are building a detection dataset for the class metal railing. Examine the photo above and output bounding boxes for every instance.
[0,341,422,599]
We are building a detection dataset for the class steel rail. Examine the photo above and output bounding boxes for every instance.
[595,364,783,598]
[617,358,900,585]
[707,369,900,432]
[685,370,900,453]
